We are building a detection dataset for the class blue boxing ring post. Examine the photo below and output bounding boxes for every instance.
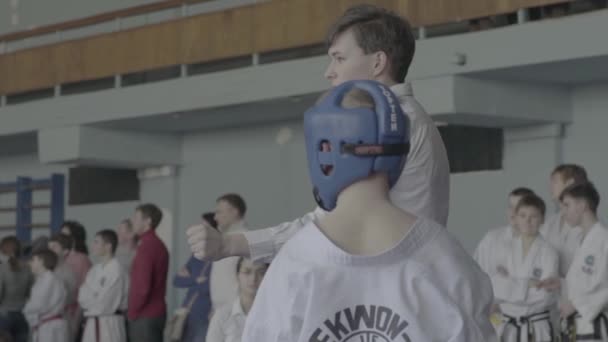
[0,173,65,243]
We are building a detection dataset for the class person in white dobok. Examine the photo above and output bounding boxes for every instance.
[556,182,608,341]
[474,187,536,328]
[541,164,588,277]
[79,229,129,342]
[48,233,79,342]
[186,4,450,265]
[23,249,68,342]
[206,257,269,342]
[242,81,496,341]
[491,194,559,342]
[475,187,536,276]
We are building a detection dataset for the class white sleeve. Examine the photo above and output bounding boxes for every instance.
[23,278,50,326]
[205,308,226,342]
[473,233,494,274]
[571,247,608,322]
[490,273,529,304]
[244,207,325,263]
[523,250,560,308]
[77,274,96,310]
[457,272,499,342]
[78,268,125,315]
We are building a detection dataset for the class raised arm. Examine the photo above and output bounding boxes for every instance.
[187,207,324,263]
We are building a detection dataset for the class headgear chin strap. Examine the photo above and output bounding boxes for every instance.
[304,80,410,211]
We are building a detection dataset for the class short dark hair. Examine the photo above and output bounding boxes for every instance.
[32,249,58,271]
[552,164,588,184]
[326,4,416,83]
[120,219,133,232]
[49,233,73,252]
[560,181,600,214]
[236,257,270,274]
[509,187,535,198]
[62,220,89,255]
[315,87,376,110]
[340,88,376,109]
[201,212,218,230]
[217,194,247,218]
[136,203,163,229]
[96,229,118,255]
[515,194,546,218]
[0,236,22,272]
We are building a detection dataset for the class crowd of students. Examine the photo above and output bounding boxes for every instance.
[475,164,608,341]
[0,194,268,342]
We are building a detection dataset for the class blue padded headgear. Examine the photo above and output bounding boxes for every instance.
[304,80,410,211]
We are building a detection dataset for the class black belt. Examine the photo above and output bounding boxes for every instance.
[565,312,608,341]
[503,310,552,342]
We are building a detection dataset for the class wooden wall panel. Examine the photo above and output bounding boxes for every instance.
[78,34,121,81]
[118,22,181,74]
[0,0,215,43]
[52,34,122,84]
[253,0,398,53]
[7,47,55,94]
[0,0,578,96]
[181,6,254,64]
[53,41,85,85]
[0,54,15,95]
[398,0,572,26]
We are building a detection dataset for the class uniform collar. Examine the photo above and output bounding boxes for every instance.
[390,82,414,99]
[230,298,246,317]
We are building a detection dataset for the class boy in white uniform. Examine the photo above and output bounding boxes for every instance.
[541,164,588,277]
[475,187,536,276]
[79,229,129,342]
[491,194,559,342]
[23,249,68,342]
[48,233,79,341]
[242,80,496,342]
[475,188,536,329]
[559,182,608,341]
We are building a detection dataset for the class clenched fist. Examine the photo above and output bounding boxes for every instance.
[186,224,225,261]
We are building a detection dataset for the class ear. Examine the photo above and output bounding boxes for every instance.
[231,206,239,217]
[372,51,389,78]
[580,199,590,212]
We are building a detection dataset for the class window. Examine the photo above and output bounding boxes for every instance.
[437,125,503,173]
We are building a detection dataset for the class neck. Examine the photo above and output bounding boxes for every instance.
[521,234,536,256]
[378,75,398,87]
[221,220,241,233]
[120,239,136,249]
[240,293,255,314]
[332,174,390,218]
[139,227,152,236]
[580,212,598,233]
[101,254,113,264]
[320,174,416,255]
[521,233,536,245]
